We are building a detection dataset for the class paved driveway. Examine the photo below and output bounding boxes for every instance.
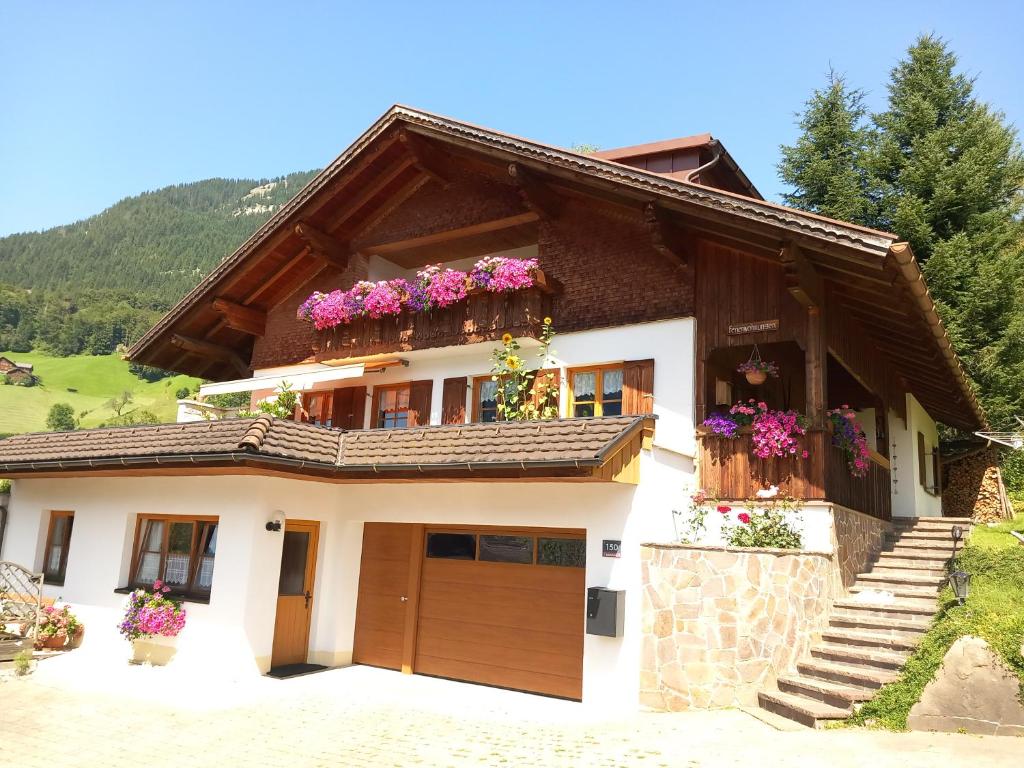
[1,656,1019,768]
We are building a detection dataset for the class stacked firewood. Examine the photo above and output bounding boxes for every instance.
[942,446,1015,522]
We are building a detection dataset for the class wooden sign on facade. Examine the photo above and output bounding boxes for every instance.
[728,319,779,336]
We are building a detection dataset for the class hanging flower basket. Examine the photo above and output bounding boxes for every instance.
[737,345,779,386]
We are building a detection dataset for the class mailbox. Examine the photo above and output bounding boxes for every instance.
[586,587,624,637]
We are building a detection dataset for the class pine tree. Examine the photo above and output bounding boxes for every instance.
[871,36,1023,254]
[777,70,877,224]
[780,36,1024,441]
[870,35,1024,431]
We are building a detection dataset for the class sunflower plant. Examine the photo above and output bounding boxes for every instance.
[490,318,558,421]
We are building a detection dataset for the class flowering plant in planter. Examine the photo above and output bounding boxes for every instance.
[118,580,187,642]
[702,400,810,460]
[297,257,540,330]
[827,405,871,477]
[29,604,82,649]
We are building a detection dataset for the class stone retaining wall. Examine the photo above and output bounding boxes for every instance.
[831,505,890,588]
[640,543,835,710]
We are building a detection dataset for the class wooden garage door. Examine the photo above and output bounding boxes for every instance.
[414,528,586,700]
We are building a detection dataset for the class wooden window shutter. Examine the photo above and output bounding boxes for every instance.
[332,386,366,430]
[408,380,433,427]
[441,377,468,424]
[917,432,927,487]
[370,387,382,428]
[622,359,655,415]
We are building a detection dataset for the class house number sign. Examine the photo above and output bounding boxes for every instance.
[728,319,779,336]
[602,540,621,558]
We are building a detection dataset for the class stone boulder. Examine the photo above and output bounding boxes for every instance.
[908,635,1024,737]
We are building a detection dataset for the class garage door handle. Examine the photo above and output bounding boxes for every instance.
[400,596,408,602]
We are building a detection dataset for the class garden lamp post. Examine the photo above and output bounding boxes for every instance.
[948,524,970,605]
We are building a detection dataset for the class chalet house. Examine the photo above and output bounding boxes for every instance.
[0,356,35,385]
[0,106,983,710]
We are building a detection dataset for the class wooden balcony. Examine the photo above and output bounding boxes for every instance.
[697,429,892,520]
[314,280,556,360]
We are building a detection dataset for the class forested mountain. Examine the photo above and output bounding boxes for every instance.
[0,171,319,356]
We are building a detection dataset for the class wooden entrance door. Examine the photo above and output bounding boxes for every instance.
[352,523,422,671]
[271,520,320,667]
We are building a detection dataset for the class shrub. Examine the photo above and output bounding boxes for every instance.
[204,391,250,409]
[45,403,77,432]
[723,502,803,549]
[13,650,32,676]
[0,478,10,494]
[174,386,192,400]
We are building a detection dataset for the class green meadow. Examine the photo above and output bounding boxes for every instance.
[0,351,201,434]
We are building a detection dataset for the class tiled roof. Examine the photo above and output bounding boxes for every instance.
[0,415,647,475]
[337,416,641,468]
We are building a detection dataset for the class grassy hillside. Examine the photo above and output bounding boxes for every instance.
[0,351,200,434]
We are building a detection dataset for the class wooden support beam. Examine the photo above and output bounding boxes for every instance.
[805,305,827,496]
[170,334,250,378]
[294,221,350,270]
[211,298,266,337]
[324,155,416,231]
[508,162,563,219]
[361,212,539,256]
[398,129,451,188]
[246,249,318,305]
[643,202,690,271]
[780,242,824,309]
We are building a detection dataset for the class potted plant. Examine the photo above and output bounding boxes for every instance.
[31,604,83,650]
[118,580,187,665]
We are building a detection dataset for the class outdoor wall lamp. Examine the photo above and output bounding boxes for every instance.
[266,512,283,532]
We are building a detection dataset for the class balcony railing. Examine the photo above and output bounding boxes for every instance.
[313,282,556,360]
[697,429,892,521]
[825,445,892,521]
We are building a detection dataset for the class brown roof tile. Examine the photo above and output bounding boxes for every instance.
[0,416,647,476]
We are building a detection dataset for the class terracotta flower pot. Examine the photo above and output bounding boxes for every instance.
[39,633,67,650]
[745,370,768,386]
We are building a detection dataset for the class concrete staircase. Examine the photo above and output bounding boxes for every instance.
[757,516,972,728]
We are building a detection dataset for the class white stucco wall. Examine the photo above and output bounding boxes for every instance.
[888,393,942,518]
[2,466,687,710]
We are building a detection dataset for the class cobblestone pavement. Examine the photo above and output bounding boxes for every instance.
[0,658,1020,768]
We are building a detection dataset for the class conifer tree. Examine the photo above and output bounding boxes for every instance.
[780,36,1024,438]
[777,70,876,224]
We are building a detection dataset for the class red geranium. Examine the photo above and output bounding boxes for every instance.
[738,512,751,524]
[716,505,731,514]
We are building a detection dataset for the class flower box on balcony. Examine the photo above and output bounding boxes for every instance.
[315,273,558,359]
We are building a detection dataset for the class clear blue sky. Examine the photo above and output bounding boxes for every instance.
[2,1,1022,236]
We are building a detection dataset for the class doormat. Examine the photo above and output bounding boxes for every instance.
[266,663,328,679]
